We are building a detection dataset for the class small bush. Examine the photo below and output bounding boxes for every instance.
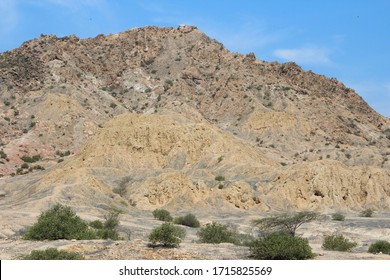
[56,150,71,157]
[94,211,121,240]
[23,248,84,260]
[174,214,200,228]
[368,240,390,254]
[0,150,7,159]
[89,220,104,229]
[21,155,40,163]
[215,175,225,181]
[360,209,373,217]
[249,232,314,260]
[331,213,345,221]
[23,204,95,240]
[322,234,357,251]
[197,222,236,244]
[149,222,186,247]
[152,209,173,222]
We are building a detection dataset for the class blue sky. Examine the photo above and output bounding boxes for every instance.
[1,0,389,118]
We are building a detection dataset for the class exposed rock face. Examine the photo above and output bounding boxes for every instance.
[0,26,389,215]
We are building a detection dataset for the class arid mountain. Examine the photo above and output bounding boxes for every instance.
[0,25,390,217]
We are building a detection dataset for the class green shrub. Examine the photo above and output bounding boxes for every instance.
[197,222,236,244]
[94,211,121,240]
[56,150,71,157]
[331,213,345,221]
[174,213,200,228]
[23,248,84,260]
[368,240,390,254]
[102,211,120,239]
[152,209,173,222]
[360,209,373,217]
[149,222,186,247]
[0,150,7,159]
[215,175,225,181]
[322,234,357,251]
[21,155,40,163]
[23,204,95,240]
[89,220,104,229]
[249,232,314,260]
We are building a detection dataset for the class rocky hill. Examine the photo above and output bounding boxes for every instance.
[0,25,390,216]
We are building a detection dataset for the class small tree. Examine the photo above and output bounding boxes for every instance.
[249,232,314,260]
[149,223,186,247]
[252,211,321,236]
[197,222,236,244]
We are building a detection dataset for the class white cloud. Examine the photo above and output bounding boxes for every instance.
[274,46,332,66]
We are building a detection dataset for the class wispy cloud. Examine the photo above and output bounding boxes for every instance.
[273,46,333,66]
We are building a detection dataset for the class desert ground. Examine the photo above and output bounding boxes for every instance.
[1,208,390,260]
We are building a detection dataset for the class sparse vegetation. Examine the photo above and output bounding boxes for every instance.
[110,102,117,109]
[95,210,121,240]
[368,240,390,254]
[113,176,131,197]
[252,211,321,236]
[21,154,41,163]
[89,220,104,229]
[23,248,84,260]
[360,208,374,217]
[197,222,237,244]
[56,150,71,157]
[215,175,225,182]
[174,213,200,228]
[152,209,173,222]
[249,232,314,260]
[322,234,357,251]
[0,150,7,159]
[149,222,186,247]
[331,213,345,221]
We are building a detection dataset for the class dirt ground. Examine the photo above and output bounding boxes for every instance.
[1,209,390,260]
